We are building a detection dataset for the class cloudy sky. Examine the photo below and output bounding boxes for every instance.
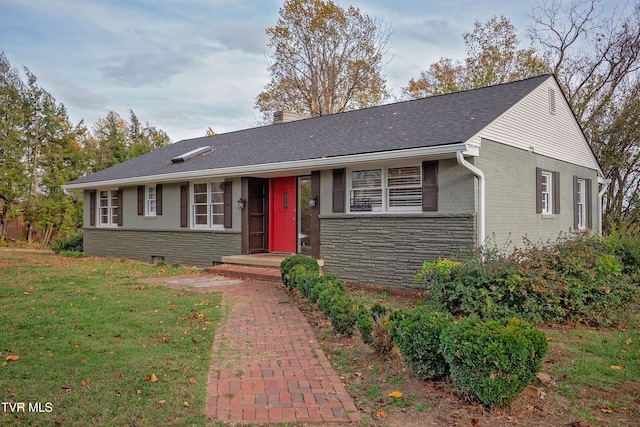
[0,0,629,142]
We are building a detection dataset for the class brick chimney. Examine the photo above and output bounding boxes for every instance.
[273,110,308,124]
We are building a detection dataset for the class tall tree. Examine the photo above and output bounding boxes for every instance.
[0,52,27,241]
[529,0,640,231]
[403,15,549,99]
[255,0,391,120]
[86,110,169,173]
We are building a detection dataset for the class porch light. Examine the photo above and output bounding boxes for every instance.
[308,195,318,208]
[237,198,246,209]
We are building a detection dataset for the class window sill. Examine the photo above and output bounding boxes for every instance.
[541,214,555,219]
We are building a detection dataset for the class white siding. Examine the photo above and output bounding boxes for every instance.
[467,76,601,173]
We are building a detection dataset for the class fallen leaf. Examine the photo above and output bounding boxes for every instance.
[183,401,190,407]
[610,365,623,370]
[626,338,633,345]
[73,343,80,348]
[388,391,403,398]
[355,372,363,377]
[136,389,142,394]
[602,406,613,413]
[5,355,19,362]
[150,373,158,383]
[189,377,197,384]
[158,400,166,405]
[375,410,387,419]
[471,418,479,425]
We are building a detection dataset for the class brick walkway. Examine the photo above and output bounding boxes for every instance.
[206,279,361,425]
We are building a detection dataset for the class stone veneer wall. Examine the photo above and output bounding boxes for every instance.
[84,228,241,267]
[320,214,475,289]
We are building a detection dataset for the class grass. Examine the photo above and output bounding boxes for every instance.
[0,250,222,426]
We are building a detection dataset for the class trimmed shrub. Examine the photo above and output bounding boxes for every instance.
[330,293,358,336]
[280,255,319,288]
[389,307,453,380]
[308,274,339,303]
[440,316,548,407]
[52,232,83,253]
[356,306,374,344]
[291,269,321,298]
[317,283,347,315]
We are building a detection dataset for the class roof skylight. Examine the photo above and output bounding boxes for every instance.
[171,146,211,164]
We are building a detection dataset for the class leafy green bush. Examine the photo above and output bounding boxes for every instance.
[356,306,374,344]
[280,255,319,288]
[330,293,358,336]
[440,316,548,407]
[604,227,640,279]
[317,283,347,315]
[52,232,83,253]
[417,233,638,325]
[308,274,339,303]
[389,307,453,380]
[290,268,320,298]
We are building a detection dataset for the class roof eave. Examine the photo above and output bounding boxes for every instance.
[63,142,472,190]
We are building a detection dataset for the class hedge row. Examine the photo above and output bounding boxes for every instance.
[280,255,548,407]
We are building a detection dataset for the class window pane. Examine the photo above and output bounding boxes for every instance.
[389,188,422,207]
[352,170,381,188]
[193,183,207,194]
[194,194,207,204]
[388,166,421,187]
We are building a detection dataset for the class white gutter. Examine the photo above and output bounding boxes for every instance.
[63,188,83,198]
[597,177,611,235]
[63,143,472,191]
[456,151,485,248]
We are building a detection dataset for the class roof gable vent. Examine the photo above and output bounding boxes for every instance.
[548,88,556,115]
[171,146,211,164]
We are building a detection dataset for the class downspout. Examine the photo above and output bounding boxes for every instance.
[456,151,485,248]
[597,178,610,235]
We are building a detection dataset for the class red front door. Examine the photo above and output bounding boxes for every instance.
[269,177,297,253]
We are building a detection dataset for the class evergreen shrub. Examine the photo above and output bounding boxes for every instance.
[440,316,548,407]
[389,306,453,380]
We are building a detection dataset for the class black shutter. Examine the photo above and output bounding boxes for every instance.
[310,171,321,259]
[137,186,144,215]
[156,184,163,216]
[586,178,593,229]
[89,191,96,226]
[332,168,345,213]
[553,171,561,214]
[117,189,124,226]
[422,161,438,211]
[180,184,188,228]
[535,167,543,213]
[223,181,232,229]
[573,176,579,230]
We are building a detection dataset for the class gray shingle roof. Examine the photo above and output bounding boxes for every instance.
[68,74,551,186]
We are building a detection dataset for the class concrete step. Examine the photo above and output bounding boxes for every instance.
[204,264,282,283]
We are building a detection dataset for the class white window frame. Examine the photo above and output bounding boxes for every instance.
[540,171,553,215]
[191,181,225,229]
[576,178,586,229]
[98,189,119,227]
[146,185,156,217]
[347,164,422,213]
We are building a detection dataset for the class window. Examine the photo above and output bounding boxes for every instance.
[147,186,156,216]
[192,181,225,228]
[387,166,422,210]
[536,168,560,215]
[540,171,552,214]
[348,165,423,213]
[98,189,120,227]
[575,179,585,229]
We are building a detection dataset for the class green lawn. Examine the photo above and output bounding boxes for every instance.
[0,250,222,427]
